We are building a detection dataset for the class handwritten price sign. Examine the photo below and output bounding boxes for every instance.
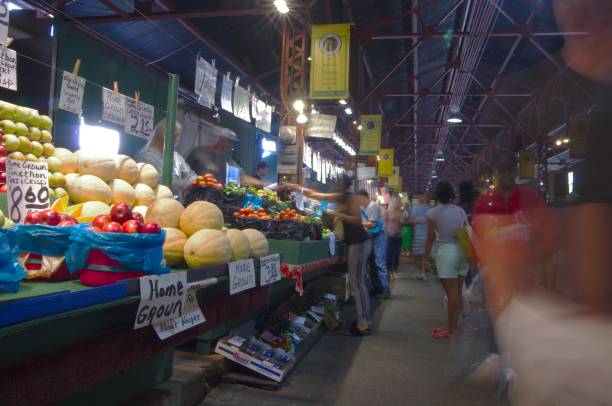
[0,47,17,91]
[102,87,126,125]
[124,97,154,140]
[58,71,85,114]
[6,159,50,223]
[260,254,281,286]
[228,259,256,295]
[0,0,9,46]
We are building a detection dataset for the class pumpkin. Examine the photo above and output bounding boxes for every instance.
[114,155,139,184]
[242,229,269,257]
[77,151,117,181]
[155,184,174,200]
[146,198,184,229]
[137,162,159,188]
[133,183,156,206]
[108,179,136,206]
[225,229,252,261]
[53,147,77,174]
[184,229,232,268]
[163,228,187,266]
[68,175,112,204]
[179,201,224,236]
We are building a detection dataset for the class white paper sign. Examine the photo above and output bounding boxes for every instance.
[58,71,86,114]
[153,286,206,340]
[102,87,126,125]
[260,253,281,286]
[6,159,49,223]
[124,97,154,140]
[255,101,272,133]
[233,84,251,122]
[221,76,233,112]
[0,47,17,91]
[134,273,187,329]
[228,259,256,295]
[0,0,9,47]
[328,232,336,256]
[195,57,217,109]
[251,95,259,121]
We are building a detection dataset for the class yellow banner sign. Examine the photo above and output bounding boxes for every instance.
[397,176,403,193]
[388,166,400,187]
[309,24,350,100]
[518,149,535,179]
[378,149,394,177]
[359,114,382,155]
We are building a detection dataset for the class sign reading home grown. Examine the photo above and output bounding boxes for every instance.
[228,259,256,295]
[134,273,187,329]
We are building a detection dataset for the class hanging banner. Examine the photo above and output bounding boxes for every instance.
[518,149,535,179]
[357,166,376,180]
[388,166,400,187]
[233,84,251,122]
[194,56,217,109]
[359,115,382,155]
[221,75,233,112]
[304,113,336,139]
[58,71,86,114]
[378,148,394,177]
[309,24,350,100]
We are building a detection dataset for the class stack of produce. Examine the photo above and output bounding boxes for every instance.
[192,173,222,189]
[275,208,303,222]
[184,173,224,207]
[0,101,55,193]
[234,206,272,220]
[90,203,160,234]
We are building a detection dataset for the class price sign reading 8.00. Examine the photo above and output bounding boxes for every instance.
[6,159,50,223]
[260,254,281,286]
[125,98,154,140]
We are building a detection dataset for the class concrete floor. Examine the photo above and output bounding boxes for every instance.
[204,260,507,406]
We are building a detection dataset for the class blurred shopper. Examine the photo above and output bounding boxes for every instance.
[385,192,403,280]
[283,176,373,336]
[407,195,430,280]
[253,161,269,181]
[458,180,477,223]
[425,181,469,339]
[359,191,390,298]
[400,199,413,257]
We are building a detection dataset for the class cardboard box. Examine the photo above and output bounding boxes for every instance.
[316,272,351,302]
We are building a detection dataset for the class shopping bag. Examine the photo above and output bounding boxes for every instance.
[457,210,476,263]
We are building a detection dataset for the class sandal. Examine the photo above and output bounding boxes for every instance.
[346,323,370,337]
[431,330,453,340]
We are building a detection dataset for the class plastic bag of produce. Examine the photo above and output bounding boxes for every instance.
[0,228,27,293]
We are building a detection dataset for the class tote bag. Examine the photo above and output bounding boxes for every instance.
[457,210,476,263]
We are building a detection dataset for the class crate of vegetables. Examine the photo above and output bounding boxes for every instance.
[231,206,273,234]
[268,209,307,241]
[184,173,224,206]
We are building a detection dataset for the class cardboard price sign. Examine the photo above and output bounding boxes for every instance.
[259,253,281,286]
[102,87,126,125]
[124,98,154,140]
[0,47,17,91]
[228,259,256,295]
[6,159,50,223]
[134,273,187,329]
[58,71,86,114]
[153,285,206,340]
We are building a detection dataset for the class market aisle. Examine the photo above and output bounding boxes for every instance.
[203,260,505,406]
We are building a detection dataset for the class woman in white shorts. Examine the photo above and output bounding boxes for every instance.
[425,181,469,339]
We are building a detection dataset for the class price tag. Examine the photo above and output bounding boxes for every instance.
[195,56,217,109]
[6,159,49,223]
[102,87,126,125]
[0,47,16,91]
[0,0,9,46]
[232,84,251,122]
[220,75,233,112]
[153,285,206,340]
[58,71,85,114]
[228,258,256,295]
[124,97,154,140]
[134,273,187,330]
[259,253,281,286]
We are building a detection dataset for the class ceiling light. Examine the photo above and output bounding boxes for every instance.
[296,112,308,124]
[555,139,562,146]
[352,120,357,125]
[344,107,353,115]
[273,0,289,14]
[357,124,363,131]
[293,99,305,112]
[447,116,462,124]
[563,138,570,144]
[339,99,347,105]
[307,56,312,61]
[435,151,445,162]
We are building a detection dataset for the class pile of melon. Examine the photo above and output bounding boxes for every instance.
[151,199,269,268]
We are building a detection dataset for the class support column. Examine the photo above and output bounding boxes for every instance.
[162,73,179,187]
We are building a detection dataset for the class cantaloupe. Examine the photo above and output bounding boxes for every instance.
[155,184,173,200]
[225,229,252,261]
[137,162,159,188]
[184,229,231,268]
[53,148,77,174]
[108,179,136,205]
[64,173,79,189]
[80,201,111,218]
[133,183,156,206]
[242,229,269,257]
[68,174,112,204]
[114,155,139,184]
[179,201,224,236]
[163,227,187,266]
[77,151,117,181]
[133,205,148,218]
[146,198,184,228]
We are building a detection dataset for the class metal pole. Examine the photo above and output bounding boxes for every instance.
[163,73,179,187]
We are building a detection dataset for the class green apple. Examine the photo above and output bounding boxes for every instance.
[25,153,38,162]
[48,172,56,187]
[0,102,15,119]
[8,151,25,161]
[42,143,55,157]
[28,126,41,141]
[39,115,53,130]
[14,107,30,123]
[28,112,41,128]
[54,187,67,198]
[40,130,52,143]
[18,136,32,153]
[1,119,16,134]
[30,141,43,157]
[2,133,20,151]
[47,156,61,172]
[15,122,29,136]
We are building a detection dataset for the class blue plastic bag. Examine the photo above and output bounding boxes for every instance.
[243,194,262,209]
[65,227,169,275]
[15,223,85,257]
[0,228,27,293]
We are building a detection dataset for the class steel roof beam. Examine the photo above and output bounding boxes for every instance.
[383,92,531,97]
[394,123,504,128]
[76,8,269,24]
[370,30,589,40]
[95,0,128,18]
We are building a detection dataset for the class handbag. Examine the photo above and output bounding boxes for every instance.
[456,209,476,263]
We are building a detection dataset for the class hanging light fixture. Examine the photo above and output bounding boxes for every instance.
[296,112,308,124]
[344,107,353,115]
[357,124,363,131]
[293,99,305,112]
[338,99,347,105]
[273,0,289,14]
[435,150,445,162]
[447,116,462,124]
